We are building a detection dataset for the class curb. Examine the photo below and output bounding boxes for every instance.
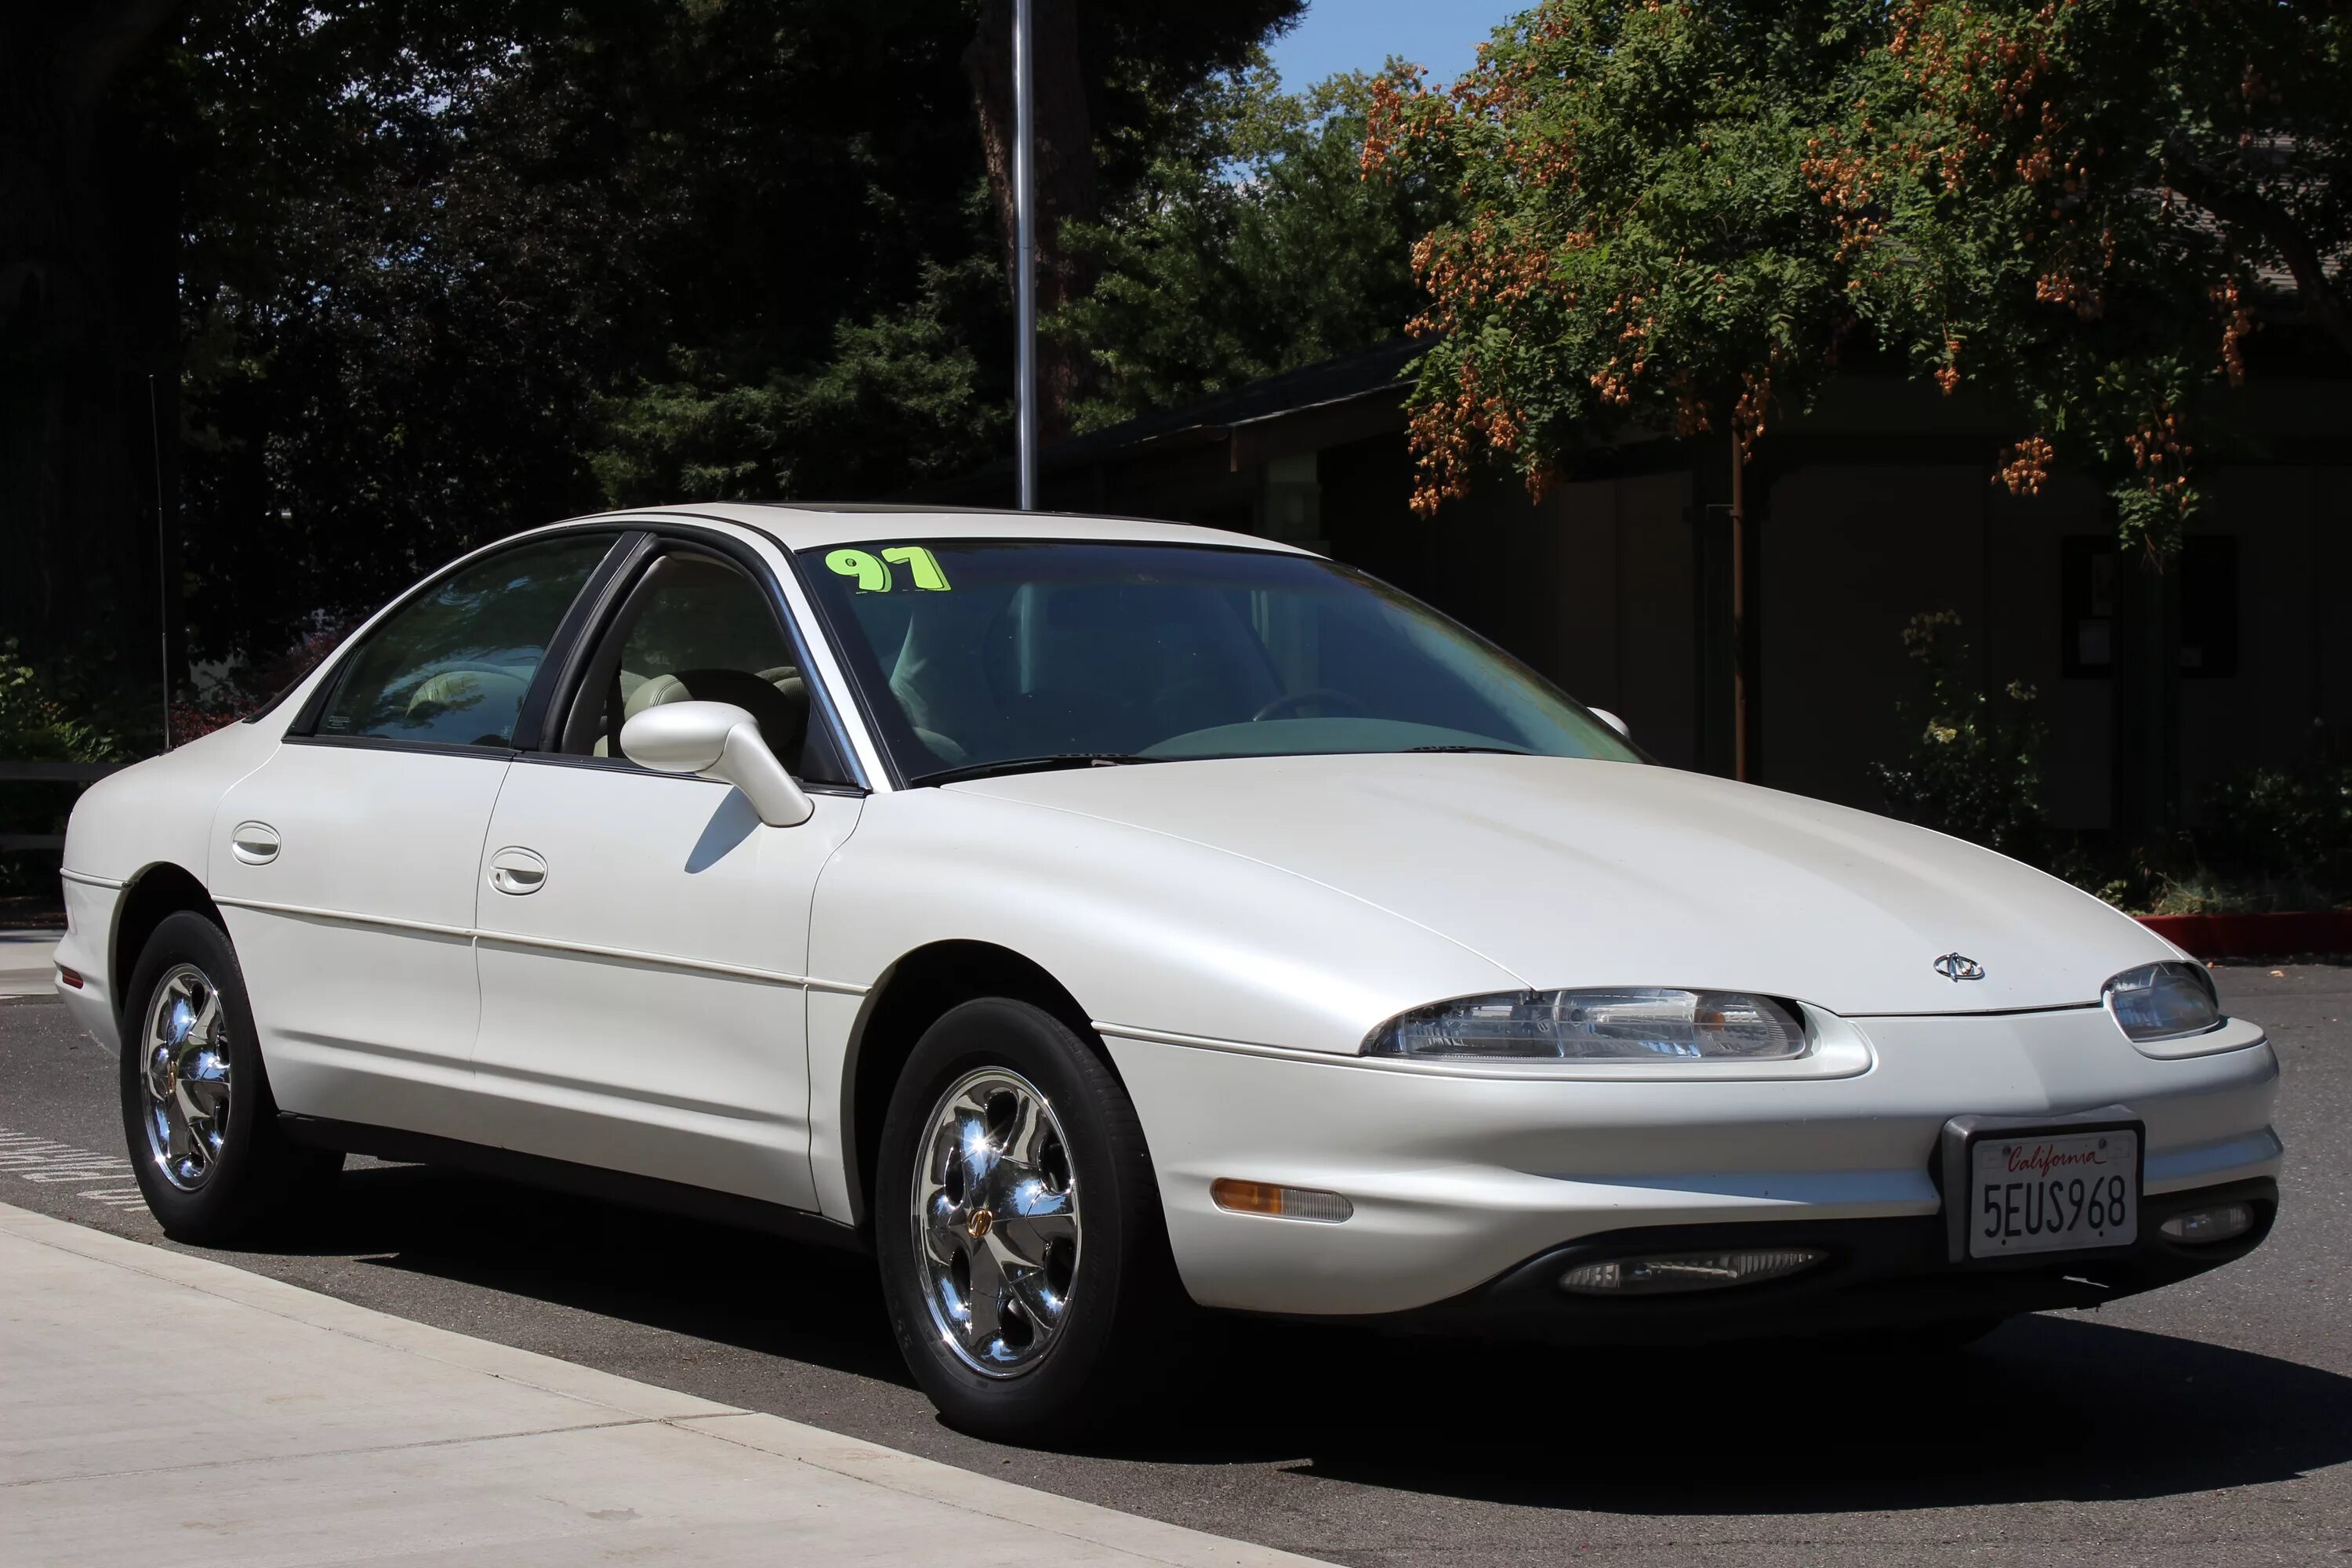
[2138,909,2352,960]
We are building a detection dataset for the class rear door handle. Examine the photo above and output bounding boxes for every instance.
[487,846,548,896]
[230,822,280,865]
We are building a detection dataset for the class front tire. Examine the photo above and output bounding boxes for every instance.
[118,910,340,1243]
[876,998,1179,1443]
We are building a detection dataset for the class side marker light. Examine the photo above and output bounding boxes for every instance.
[1210,1178,1353,1224]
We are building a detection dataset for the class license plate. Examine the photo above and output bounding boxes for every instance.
[1968,1128,2140,1259]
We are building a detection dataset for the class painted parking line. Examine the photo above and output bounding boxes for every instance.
[0,1128,150,1210]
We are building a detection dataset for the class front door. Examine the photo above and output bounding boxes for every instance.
[469,543,865,1210]
[211,530,622,1142]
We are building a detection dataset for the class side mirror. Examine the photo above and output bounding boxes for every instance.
[620,701,813,827]
[1590,707,1632,740]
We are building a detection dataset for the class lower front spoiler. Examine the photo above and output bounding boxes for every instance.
[1373,1177,2278,1345]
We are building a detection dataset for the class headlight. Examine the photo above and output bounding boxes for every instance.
[1365,988,1809,1063]
[2103,961,2222,1043]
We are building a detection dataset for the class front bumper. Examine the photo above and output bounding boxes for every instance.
[53,875,122,1051]
[1406,1176,2276,1341]
[1104,1008,2283,1319]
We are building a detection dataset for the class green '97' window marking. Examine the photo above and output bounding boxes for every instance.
[825,546,950,592]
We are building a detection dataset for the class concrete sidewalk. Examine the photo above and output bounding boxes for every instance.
[0,931,60,998]
[0,1203,1332,1567]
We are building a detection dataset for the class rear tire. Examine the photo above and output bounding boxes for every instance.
[118,910,341,1243]
[875,998,1181,1443]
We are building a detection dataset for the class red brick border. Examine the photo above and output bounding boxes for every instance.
[2138,909,2352,960]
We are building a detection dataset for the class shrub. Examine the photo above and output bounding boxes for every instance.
[0,641,136,766]
[2190,762,2352,909]
[1867,612,2047,862]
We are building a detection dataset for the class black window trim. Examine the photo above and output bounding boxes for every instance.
[281,733,525,763]
[514,530,657,748]
[514,521,871,795]
[283,524,638,747]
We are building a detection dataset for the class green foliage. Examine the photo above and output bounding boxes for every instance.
[0,639,140,896]
[2188,763,2352,909]
[1370,0,2350,546]
[1052,63,1448,431]
[593,257,1011,506]
[1867,612,2047,860]
[1365,0,1883,511]
[1828,0,2352,552]
[0,641,137,767]
[166,0,1302,662]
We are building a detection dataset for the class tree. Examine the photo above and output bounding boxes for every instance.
[1363,1,1877,514]
[1367,0,2350,550]
[961,0,1304,438]
[1,4,182,694]
[1052,63,1450,431]
[161,0,1310,664]
[1828,0,2352,550]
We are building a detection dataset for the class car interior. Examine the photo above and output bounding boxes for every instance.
[561,549,815,771]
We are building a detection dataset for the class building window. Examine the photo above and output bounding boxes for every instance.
[2060,535,2238,680]
[2060,536,2118,677]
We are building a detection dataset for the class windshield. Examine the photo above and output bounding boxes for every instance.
[797,539,1641,780]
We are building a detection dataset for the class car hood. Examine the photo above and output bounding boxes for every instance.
[949,753,2175,1018]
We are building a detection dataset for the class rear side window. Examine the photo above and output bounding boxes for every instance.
[313,533,619,748]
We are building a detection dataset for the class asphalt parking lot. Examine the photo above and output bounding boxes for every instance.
[4,964,2347,1567]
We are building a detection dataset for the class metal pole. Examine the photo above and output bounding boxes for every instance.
[149,372,172,751]
[1012,0,1038,511]
[1730,436,1745,782]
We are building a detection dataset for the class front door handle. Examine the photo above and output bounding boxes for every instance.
[487,846,548,896]
[230,822,280,865]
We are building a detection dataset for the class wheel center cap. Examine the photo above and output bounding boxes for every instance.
[967,1207,995,1240]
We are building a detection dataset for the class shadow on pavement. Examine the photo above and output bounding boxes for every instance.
[1142,1312,2352,1516]
[248,1160,2352,1516]
[249,1160,913,1388]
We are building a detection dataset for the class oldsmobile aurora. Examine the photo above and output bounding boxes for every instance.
[56,504,2281,1439]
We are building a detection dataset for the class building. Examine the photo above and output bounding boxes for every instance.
[917,341,2352,833]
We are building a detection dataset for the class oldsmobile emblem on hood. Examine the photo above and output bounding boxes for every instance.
[1933,953,1987,982]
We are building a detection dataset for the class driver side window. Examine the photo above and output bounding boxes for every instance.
[561,550,851,786]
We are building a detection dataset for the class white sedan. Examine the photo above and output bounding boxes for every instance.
[55,504,2281,1439]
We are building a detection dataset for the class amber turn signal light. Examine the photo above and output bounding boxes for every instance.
[1210,1178,1352,1224]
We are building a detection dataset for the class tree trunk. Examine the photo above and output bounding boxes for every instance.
[965,0,1099,441]
[0,5,180,728]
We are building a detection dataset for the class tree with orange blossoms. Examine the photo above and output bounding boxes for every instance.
[1830,0,2350,553]
[1371,0,2350,554]
[1365,1,1885,517]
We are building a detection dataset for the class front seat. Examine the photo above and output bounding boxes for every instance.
[622,666,808,762]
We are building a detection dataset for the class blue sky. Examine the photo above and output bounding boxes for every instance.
[1264,1,1526,89]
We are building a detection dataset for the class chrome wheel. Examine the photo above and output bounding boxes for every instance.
[911,1067,1080,1377]
[140,964,231,1191]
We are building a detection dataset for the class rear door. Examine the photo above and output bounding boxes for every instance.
[210,530,626,1143]
[467,533,866,1209]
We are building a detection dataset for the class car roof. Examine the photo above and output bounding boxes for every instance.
[577,501,1314,557]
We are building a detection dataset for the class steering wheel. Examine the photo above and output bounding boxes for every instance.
[1251,686,1368,722]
